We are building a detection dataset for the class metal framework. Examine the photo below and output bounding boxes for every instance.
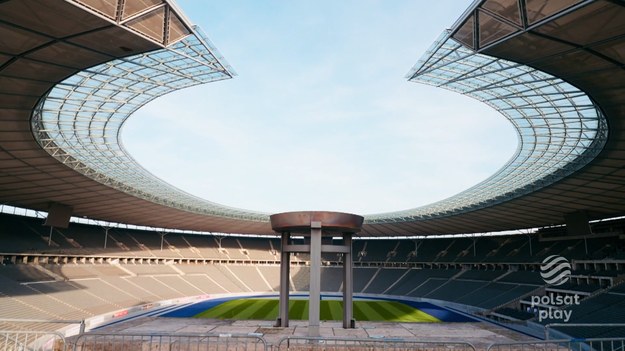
[30,16,268,222]
[276,336,477,351]
[487,338,625,351]
[72,332,267,351]
[367,29,607,223]
[27,0,610,229]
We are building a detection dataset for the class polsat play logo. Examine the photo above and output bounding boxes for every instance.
[540,255,571,286]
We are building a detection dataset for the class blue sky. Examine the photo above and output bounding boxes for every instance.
[122,0,517,216]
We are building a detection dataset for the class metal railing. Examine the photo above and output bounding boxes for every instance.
[72,332,267,351]
[545,324,625,341]
[487,338,625,351]
[0,330,66,351]
[277,336,477,351]
[2,324,624,351]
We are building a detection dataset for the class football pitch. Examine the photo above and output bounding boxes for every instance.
[193,298,440,323]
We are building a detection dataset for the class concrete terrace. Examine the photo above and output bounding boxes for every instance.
[91,317,536,349]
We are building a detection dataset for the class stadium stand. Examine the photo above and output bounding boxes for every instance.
[497,271,544,285]
[243,237,280,261]
[492,307,535,321]
[362,268,410,294]
[227,265,272,291]
[1,212,625,340]
[257,265,281,291]
[291,266,310,291]
[460,283,537,309]
[320,267,343,292]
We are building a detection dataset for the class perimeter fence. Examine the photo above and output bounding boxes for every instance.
[71,332,267,351]
[276,336,477,351]
[487,338,625,351]
[3,328,625,351]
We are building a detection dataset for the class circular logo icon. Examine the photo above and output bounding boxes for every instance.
[540,255,571,286]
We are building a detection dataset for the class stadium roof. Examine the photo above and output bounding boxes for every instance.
[1,0,625,236]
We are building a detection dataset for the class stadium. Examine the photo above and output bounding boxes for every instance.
[1,0,625,350]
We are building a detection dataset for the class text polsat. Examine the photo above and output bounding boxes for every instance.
[530,294,580,323]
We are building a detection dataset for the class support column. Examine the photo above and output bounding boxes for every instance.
[104,227,109,249]
[343,233,354,328]
[308,221,322,337]
[48,226,54,246]
[278,231,290,327]
[160,232,167,251]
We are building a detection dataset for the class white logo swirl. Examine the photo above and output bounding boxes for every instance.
[540,255,571,286]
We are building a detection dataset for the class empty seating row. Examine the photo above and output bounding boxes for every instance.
[4,212,625,263]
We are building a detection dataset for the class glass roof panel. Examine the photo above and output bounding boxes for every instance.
[370,31,607,223]
[32,27,265,222]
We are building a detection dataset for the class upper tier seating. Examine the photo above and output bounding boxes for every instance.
[3,212,624,263]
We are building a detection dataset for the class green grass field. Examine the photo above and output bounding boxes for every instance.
[193,298,440,323]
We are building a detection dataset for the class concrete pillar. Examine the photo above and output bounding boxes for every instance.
[308,221,322,336]
[104,227,109,249]
[342,233,354,328]
[278,231,290,327]
[269,211,363,333]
